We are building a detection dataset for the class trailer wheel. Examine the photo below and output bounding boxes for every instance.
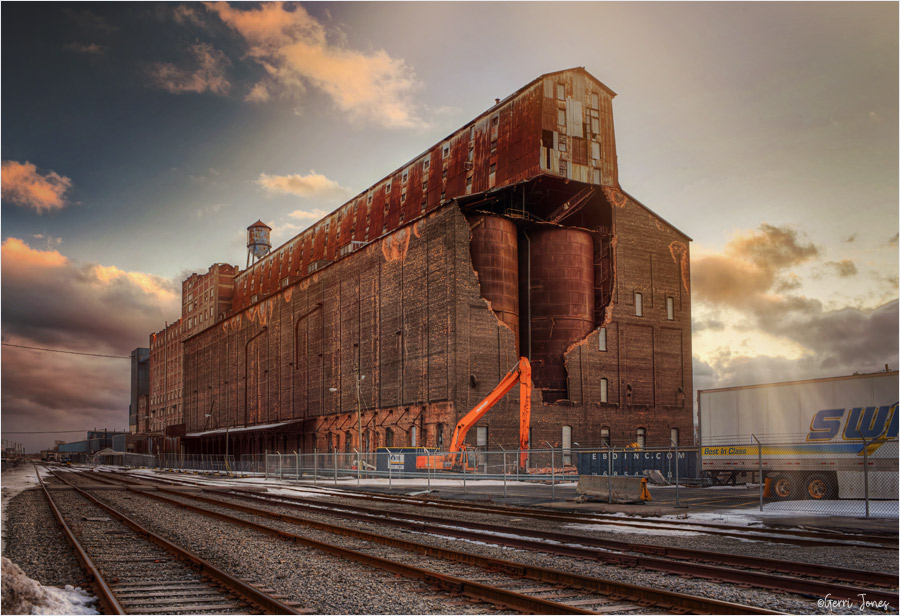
[805,474,836,500]
[770,474,796,500]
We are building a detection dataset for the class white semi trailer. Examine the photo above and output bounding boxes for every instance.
[698,371,898,500]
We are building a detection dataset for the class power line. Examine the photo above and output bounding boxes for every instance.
[1,343,130,359]
[2,429,95,434]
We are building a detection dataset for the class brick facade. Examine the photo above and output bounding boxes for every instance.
[141,68,693,455]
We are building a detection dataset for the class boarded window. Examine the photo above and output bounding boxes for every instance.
[671,427,680,447]
[636,427,647,448]
[598,327,607,351]
[600,378,608,403]
[600,427,610,447]
[557,83,565,100]
[562,425,572,465]
[591,141,601,161]
[410,425,417,447]
[591,92,599,109]
[385,428,394,448]
[635,292,643,317]
[557,109,565,125]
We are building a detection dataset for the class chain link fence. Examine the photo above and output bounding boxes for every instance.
[702,436,898,518]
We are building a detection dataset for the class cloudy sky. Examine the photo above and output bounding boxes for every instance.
[2,2,897,452]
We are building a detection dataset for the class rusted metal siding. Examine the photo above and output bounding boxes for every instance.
[228,70,604,315]
[468,214,520,346]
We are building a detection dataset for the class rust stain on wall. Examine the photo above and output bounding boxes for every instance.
[602,186,628,208]
[381,227,411,262]
[669,241,690,293]
[283,287,293,303]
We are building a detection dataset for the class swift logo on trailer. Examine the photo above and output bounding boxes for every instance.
[807,403,898,453]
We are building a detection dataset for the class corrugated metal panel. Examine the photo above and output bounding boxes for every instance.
[230,68,614,313]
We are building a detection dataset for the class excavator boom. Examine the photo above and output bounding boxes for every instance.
[445,357,532,470]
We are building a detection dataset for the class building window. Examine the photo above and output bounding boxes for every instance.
[442,144,450,159]
[591,92,599,109]
[635,292,643,317]
[384,428,394,448]
[636,427,646,448]
[556,83,565,100]
[465,176,472,194]
[557,109,565,126]
[410,425,417,447]
[476,426,488,450]
[562,425,572,465]
[598,327,607,351]
[600,427,610,447]
[436,423,444,450]
[423,158,429,170]
[671,427,680,447]
[600,378,608,403]
[666,296,675,320]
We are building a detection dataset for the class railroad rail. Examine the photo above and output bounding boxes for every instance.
[114,468,897,549]
[96,470,896,593]
[39,468,305,615]
[66,469,780,615]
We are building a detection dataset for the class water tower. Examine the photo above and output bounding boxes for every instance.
[247,220,272,267]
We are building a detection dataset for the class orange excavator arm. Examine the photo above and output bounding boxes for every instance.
[447,357,532,470]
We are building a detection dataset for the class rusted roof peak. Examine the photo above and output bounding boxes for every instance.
[248,220,271,229]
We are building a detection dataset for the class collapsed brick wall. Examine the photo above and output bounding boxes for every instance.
[184,191,692,454]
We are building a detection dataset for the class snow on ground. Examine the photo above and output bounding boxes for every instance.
[1,557,98,615]
[1,464,99,615]
[563,522,702,537]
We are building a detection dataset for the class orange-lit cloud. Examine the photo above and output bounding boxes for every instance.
[288,208,330,220]
[149,42,231,95]
[691,223,898,387]
[692,223,819,310]
[207,2,427,129]
[1,238,179,352]
[258,170,351,199]
[1,160,73,213]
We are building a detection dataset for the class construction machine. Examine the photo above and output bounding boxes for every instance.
[417,357,532,472]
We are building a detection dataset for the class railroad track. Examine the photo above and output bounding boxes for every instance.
[37,468,304,614]
[110,468,897,549]
[89,469,898,597]
[61,469,780,615]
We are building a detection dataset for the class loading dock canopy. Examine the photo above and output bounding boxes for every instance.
[185,420,305,438]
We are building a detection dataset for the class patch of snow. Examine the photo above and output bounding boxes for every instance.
[563,522,701,537]
[1,556,98,615]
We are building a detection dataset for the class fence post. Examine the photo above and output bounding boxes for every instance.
[354,449,360,488]
[862,436,870,520]
[500,445,507,499]
[752,435,762,512]
[314,449,318,485]
[426,448,431,492]
[333,449,337,484]
[387,448,392,489]
[672,439,681,509]
[544,442,555,502]
[463,450,467,493]
[607,444,612,504]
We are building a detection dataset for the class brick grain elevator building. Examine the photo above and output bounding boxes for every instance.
[180,67,693,457]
